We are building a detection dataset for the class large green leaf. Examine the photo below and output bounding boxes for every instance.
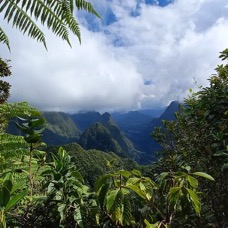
[95,174,112,192]
[186,188,201,215]
[97,182,110,208]
[187,175,198,188]
[126,184,146,199]
[117,170,131,178]
[106,189,120,212]
[168,187,181,208]
[28,117,45,128]
[192,172,214,181]
[0,187,10,207]
[131,169,142,177]
[3,173,13,192]
[5,190,28,211]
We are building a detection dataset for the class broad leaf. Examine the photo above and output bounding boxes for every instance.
[187,175,198,188]
[106,189,120,211]
[0,187,10,207]
[186,188,201,215]
[95,174,112,192]
[192,172,214,181]
[126,184,146,199]
[5,190,28,211]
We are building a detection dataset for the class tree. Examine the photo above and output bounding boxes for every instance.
[0,0,100,50]
[152,49,228,227]
[0,57,11,104]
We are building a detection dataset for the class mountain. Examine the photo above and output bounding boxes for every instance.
[70,111,101,131]
[42,112,81,145]
[137,107,166,117]
[79,112,139,159]
[113,101,181,164]
[112,111,153,133]
[6,101,181,164]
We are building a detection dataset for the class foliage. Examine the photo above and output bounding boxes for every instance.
[152,49,228,227]
[0,0,100,50]
[37,147,98,227]
[95,166,213,227]
[46,143,139,187]
[0,173,28,228]
[0,49,227,227]
[0,58,11,105]
[0,102,44,171]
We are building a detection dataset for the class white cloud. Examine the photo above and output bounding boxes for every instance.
[1,0,228,112]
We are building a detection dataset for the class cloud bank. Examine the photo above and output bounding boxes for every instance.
[1,0,228,113]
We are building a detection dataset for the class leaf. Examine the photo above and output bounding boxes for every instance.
[28,117,45,128]
[122,195,132,225]
[106,189,120,212]
[71,171,84,182]
[222,163,228,171]
[117,170,131,178]
[187,175,198,188]
[3,173,13,192]
[5,190,28,211]
[126,177,140,185]
[131,169,142,177]
[192,172,214,181]
[168,187,181,208]
[24,133,42,143]
[74,207,84,228]
[0,25,10,51]
[126,184,146,199]
[95,174,112,193]
[0,187,10,207]
[186,188,201,215]
[144,219,159,228]
[58,203,66,222]
[98,182,110,208]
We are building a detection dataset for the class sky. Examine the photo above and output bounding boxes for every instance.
[1,0,228,113]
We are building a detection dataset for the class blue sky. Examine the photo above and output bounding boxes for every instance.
[1,0,228,113]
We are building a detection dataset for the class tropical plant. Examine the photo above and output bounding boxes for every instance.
[0,173,28,228]
[40,147,98,227]
[152,49,228,227]
[0,0,100,50]
[95,166,214,227]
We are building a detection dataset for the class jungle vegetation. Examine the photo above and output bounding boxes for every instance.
[0,49,227,227]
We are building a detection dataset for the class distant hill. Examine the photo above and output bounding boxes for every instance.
[42,112,81,145]
[80,112,139,159]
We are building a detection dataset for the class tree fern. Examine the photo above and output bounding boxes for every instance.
[0,0,100,50]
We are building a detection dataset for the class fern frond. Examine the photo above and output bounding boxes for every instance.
[0,26,10,51]
[62,0,81,43]
[0,0,100,49]
[0,0,47,49]
[75,0,101,18]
